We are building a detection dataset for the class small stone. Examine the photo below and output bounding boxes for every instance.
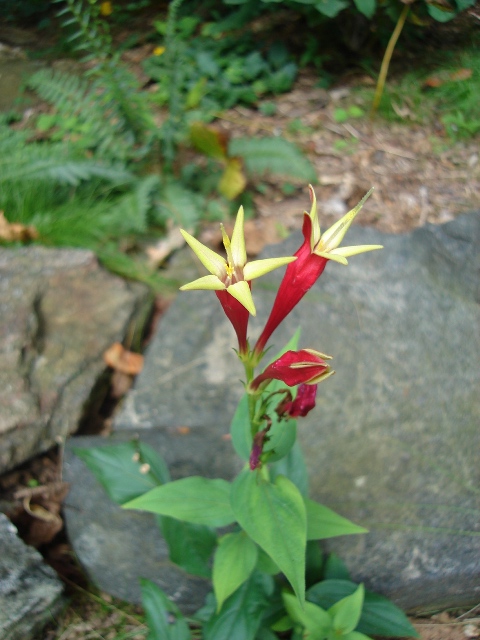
[464,624,479,638]
[0,512,64,640]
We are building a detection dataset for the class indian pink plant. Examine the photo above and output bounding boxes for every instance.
[78,186,418,640]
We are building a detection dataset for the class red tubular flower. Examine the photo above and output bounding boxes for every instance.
[254,214,327,356]
[253,186,382,356]
[215,289,250,355]
[250,349,333,391]
[283,384,318,418]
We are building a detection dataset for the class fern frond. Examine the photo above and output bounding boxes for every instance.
[229,137,317,183]
[106,175,162,233]
[27,68,140,162]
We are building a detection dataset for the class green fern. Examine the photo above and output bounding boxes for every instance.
[55,0,156,151]
[0,123,132,190]
[27,68,146,162]
[229,137,317,183]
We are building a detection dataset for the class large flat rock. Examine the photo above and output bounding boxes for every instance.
[0,247,149,474]
[68,213,479,613]
[0,513,64,640]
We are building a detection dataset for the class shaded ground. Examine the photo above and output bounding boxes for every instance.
[211,71,479,258]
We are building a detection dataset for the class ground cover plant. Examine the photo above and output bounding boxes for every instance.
[75,187,420,640]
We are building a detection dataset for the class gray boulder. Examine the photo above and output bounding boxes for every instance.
[0,513,64,640]
[0,247,150,474]
[67,213,480,613]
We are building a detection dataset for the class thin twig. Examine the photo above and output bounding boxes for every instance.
[371,4,410,117]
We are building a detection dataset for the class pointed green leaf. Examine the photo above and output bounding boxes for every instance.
[307,579,418,637]
[283,592,332,640]
[213,532,258,611]
[74,441,168,504]
[329,583,364,635]
[140,578,191,640]
[123,477,235,527]
[353,0,376,18]
[357,592,419,638]
[160,517,217,578]
[263,418,296,463]
[203,572,274,640]
[231,469,307,603]
[230,394,252,461]
[305,499,368,540]
[137,442,171,485]
[270,441,309,496]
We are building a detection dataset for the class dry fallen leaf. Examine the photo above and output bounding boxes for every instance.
[103,342,144,375]
[423,68,472,89]
[0,211,38,242]
[146,225,185,267]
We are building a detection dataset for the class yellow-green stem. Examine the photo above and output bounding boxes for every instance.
[370,4,410,117]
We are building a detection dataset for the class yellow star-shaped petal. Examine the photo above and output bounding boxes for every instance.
[307,186,383,265]
[180,206,296,315]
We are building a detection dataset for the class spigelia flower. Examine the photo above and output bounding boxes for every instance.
[253,186,382,357]
[282,383,318,418]
[250,349,334,392]
[180,206,296,353]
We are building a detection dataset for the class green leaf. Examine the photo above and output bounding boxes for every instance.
[160,517,217,578]
[189,122,227,160]
[306,540,324,587]
[323,554,351,581]
[158,181,204,227]
[353,0,376,18]
[283,592,332,640]
[140,578,191,640]
[203,572,273,640]
[314,0,349,17]
[213,531,259,611]
[229,137,316,183]
[270,441,309,496]
[330,583,364,635]
[305,499,368,540]
[231,469,307,603]
[255,628,278,640]
[138,442,171,485]
[307,580,419,638]
[342,632,373,640]
[263,418,297,463]
[230,394,252,461]
[427,4,456,21]
[360,593,419,638]
[123,477,235,527]
[74,441,167,504]
[255,547,280,575]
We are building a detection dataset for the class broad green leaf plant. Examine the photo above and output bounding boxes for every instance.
[76,186,418,640]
